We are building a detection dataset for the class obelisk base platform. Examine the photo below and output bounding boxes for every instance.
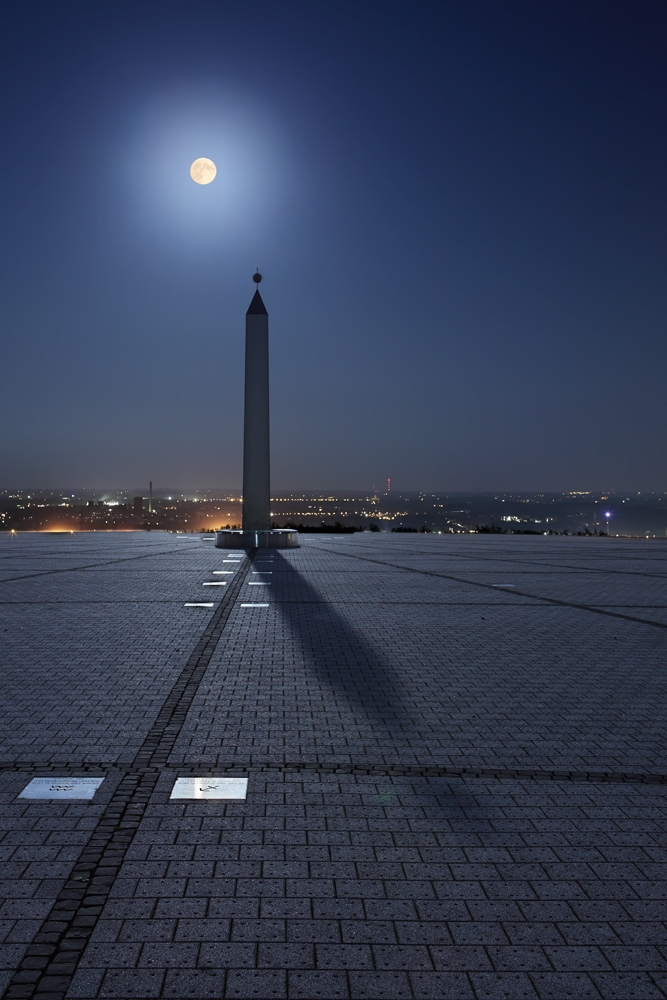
[215,529,299,549]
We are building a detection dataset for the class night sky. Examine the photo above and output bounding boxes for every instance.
[1,1,666,492]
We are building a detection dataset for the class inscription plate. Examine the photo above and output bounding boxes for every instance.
[19,777,104,800]
[170,777,248,800]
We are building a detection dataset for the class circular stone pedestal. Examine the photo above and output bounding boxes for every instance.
[215,529,299,549]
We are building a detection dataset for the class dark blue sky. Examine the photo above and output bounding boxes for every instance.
[1,1,666,492]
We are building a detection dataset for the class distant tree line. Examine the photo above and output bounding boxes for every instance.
[279,521,370,534]
[474,525,610,536]
[391,526,432,533]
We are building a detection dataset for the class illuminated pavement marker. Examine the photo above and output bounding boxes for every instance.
[212,571,234,575]
[241,603,269,608]
[19,777,104,800]
[184,602,214,608]
[170,777,248,800]
[202,581,226,586]
[247,581,270,585]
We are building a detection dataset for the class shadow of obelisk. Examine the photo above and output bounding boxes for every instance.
[216,273,298,549]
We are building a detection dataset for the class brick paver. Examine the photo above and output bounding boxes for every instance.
[1,532,667,998]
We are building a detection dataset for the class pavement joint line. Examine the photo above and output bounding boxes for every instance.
[0,545,187,585]
[1,551,255,1000]
[405,544,667,581]
[3,760,667,785]
[313,544,667,631]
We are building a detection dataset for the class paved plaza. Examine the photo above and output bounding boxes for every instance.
[1,532,667,999]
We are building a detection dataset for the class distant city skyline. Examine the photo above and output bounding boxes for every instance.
[3,487,667,537]
[1,2,666,490]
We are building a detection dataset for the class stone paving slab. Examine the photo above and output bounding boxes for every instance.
[1,533,667,998]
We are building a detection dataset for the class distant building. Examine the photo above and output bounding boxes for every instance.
[133,497,145,515]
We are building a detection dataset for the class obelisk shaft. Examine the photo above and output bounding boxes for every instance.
[242,291,270,532]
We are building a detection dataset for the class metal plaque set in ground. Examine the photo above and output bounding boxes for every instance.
[18,777,247,801]
[19,777,105,800]
[169,777,248,799]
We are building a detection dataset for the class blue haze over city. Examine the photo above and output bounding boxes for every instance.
[1,1,666,511]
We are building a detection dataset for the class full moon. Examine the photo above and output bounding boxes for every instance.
[190,158,217,185]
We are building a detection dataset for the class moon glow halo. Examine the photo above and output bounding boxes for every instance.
[190,158,217,184]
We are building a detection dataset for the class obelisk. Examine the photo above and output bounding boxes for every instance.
[215,274,297,548]
[242,273,271,532]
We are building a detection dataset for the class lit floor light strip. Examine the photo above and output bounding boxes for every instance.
[241,603,269,608]
[184,603,214,608]
[252,571,273,574]
[247,582,270,586]
[213,571,234,575]
[202,582,226,586]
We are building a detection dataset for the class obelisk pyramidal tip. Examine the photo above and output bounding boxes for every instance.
[242,275,271,532]
[247,289,267,315]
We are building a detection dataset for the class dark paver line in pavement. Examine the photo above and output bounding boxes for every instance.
[1,554,254,1000]
[2,760,667,785]
[0,546,188,586]
[317,545,667,632]
[412,546,667,581]
[0,598,546,606]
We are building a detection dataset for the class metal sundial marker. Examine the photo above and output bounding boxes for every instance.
[170,777,248,800]
[19,777,104,800]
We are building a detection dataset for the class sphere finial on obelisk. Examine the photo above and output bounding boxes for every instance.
[253,270,262,284]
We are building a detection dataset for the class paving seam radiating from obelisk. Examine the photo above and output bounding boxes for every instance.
[0,546,183,585]
[2,554,255,1000]
[308,544,667,632]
